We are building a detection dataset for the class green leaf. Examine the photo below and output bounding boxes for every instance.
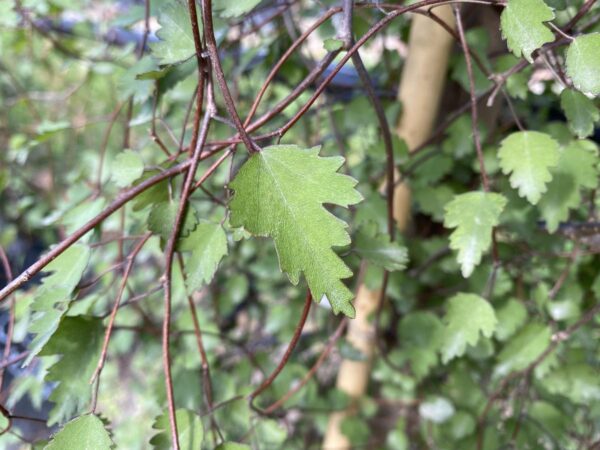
[498,131,560,204]
[494,322,551,378]
[179,221,228,292]
[25,245,91,366]
[44,414,114,450]
[216,0,261,18]
[215,443,251,450]
[324,38,344,52]
[494,298,527,341]
[229,145,362,317]
[561,89,599,138]
[149,409,204,450]
[440,293,497,363]
[354,229,408,272]
[40,317,104,425]
[542,364,600,404]
[500,0,555,62]
[538,140,598,232]
[566,33,600,96]
[62,198,106,237]
[398,312,443,378]
[147,202,198,241]
[132,170,169,211]
[150,1,198,65]
[418,397,455,424]
[443,192,507,277]
[112,150,144,188]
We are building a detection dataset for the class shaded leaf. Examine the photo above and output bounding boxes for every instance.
[560,89,599,138]
[498,131,560,204]
[443,192,506,277]
[494,322,551,378]
[494,298,527,341]
[354,229,408,272]
[542,364,600,404]
[229,145,362,317]
[217,0,262,18]
[25,245,91,366]
[147,202,198,241]
[150,409,204,450]
[440,293,497,363]
[44,414,114,450]
[112,150,144,188]
[500,0,555,62]
[179,221,228,292]
[40,317,104,425]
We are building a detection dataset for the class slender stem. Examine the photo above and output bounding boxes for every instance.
[0,246,15,393]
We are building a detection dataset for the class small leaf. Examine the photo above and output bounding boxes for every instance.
[440,293,497,363]
[494,298,527,341]
[147,202,198,241]
[179,221,228,292]
[40,317,104,425]
[150,1,199,65]
[112,150,144,188]
[538,140,598,232]
[498,131,560,204]
[150,409,204,450]
[398,312,443,378]
[25,245,91,366]
[542,364,600,404]
[217,0,261,18]
[566,33,600,96]
[229,145,362,317]
[44,414,114,450]
[324,38,344,52]
[215,443,250,450]
[500,0,555,62]
[443,192,506,277]
[493,322,551,378]
[354,229,408,272]
[560,89,600,138]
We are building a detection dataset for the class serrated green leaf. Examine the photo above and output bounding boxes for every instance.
[494,298,527,341]
[112,150,144,188]
[538,140,598,232]
[179,221,228,292]
[566,33,600,96]
[542,364,600,404]
[500,0,555,62]
[40,317,104,425]
[150,1,198,65]
[443,192,507,277]
[440,293,497,363]
[354,229,408,271]
[498,131,560,204]
[229,145,362,317]
[118,55,156,104]
[149,409,204,450]
[494,322,551,378]
[44,414,114,450]
[147,202,198,241]
[25,245,91,366]
[217,0,261,18]
[560,89,600,138]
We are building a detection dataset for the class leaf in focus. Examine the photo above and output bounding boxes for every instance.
[147,202,198,241]
[150,1,198,65]
[229,145,362,317]
[498,131,560,204]
[149,409,204,450]
[44,414,114,450]
[39,317,104,425]
[566,33,600,96]
[354,228,408,272]
[112,150,144,188]
[25,245,91,366]
[440,293,497,363]
[443,192,506,278]
[217,0,262,18]
[560,89,600,138]
[500,0,555,62]
[493,322,551,378]
[179,221,228,293]
[538,140,598,232]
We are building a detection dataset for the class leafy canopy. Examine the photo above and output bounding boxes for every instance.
[229,145,362,317]
[443,191,506,277]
